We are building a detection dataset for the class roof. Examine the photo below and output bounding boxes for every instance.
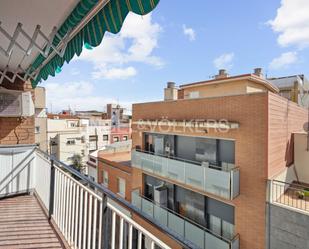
[100,151,131,163]
[47,113,79,119]
[99,151,132,172]
[268,75,305,89]
[179,73,279,93]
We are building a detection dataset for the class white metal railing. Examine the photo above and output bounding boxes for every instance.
[0,145,199,249]
[270,180,309,213]
[131,150,240,199]
[131,191,239,249]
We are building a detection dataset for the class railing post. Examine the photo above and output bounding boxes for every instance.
[48,158,55,220]
[101,193,110,249]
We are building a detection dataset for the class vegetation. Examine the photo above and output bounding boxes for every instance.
[69,154,85,172]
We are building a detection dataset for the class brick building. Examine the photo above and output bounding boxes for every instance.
[101,69,309,249]
[0,79,34,145]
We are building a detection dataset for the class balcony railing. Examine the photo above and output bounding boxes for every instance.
[131,191,239,249]
[131,150,240,200]
[0,144,200,249]
[270,180,309,213]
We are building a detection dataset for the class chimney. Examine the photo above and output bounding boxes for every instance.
[253,68,263,78]
[215,69,229,79]
[164,82,178,101]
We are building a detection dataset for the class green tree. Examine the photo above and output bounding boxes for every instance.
[69,154,85,172]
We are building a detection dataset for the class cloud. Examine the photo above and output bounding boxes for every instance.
[77,12,163,79]
[45,81,133,112]
[268,0,309,48]
[70,68,80,76]
[92,66,137,80]
[182,24,196,41]
[269,51,298,70]
[213,53,235,70]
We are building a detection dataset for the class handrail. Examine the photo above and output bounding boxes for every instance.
[132,191,236,243]
[36,148,199,249]
[272,179,309,189]
[134,149,238,172]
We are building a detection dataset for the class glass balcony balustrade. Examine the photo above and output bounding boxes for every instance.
[131,150,240,200]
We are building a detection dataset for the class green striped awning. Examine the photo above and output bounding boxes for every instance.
[29,0,160,88]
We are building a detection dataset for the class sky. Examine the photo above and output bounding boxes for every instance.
[41,0,309,113]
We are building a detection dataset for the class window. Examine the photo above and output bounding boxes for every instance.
[66,139,75,145]
[117,177,126,197]
[103,171,108,187]
[89,135,97,141]
[35,126,40,133]
[189,91,200,99]
[113,136,119,142]
[68,121,77,127]
[123,135,128,141]
[103,135,109,141]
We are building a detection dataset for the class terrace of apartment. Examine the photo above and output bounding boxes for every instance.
[271,180,309,213]
[0,145,199,249]
[0,195,64,249]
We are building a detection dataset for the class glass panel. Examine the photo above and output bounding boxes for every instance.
[167,212,185,237]
[154,205,168,227]
[196,137,217,163]
[205,167,230,198]
[185,162,204,190]
[131,192,142,209]
[131,151,141,169]
[141,153,154,173]
[209,215,221,236]
[205,232,229,249]
[167,158,185,182]
[142,198,154,218]
[222,220,234,240]
[185,221,205,248]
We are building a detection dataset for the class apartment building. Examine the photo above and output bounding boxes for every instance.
[97,140,133,200]
[268,74,309,107]
[34,86,47,151]
[47,114,88,165]
[95,69,308,249]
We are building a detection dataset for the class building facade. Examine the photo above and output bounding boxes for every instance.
[101,69,309,249]
[34,86,47,152]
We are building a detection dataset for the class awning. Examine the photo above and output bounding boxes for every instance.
[30,0,160,88]
[0,0,160,88]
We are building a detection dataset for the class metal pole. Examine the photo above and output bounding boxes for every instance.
[101,193,109,249]
[48,159,55,220]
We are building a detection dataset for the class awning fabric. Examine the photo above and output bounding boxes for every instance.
[30,0,160,88]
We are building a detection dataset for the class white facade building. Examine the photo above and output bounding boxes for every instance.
[47,115,111,170]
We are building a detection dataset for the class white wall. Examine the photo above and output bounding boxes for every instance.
[294,133,309,184]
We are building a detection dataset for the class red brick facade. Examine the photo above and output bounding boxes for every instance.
[131,91,308,249]
[0,78,34,145]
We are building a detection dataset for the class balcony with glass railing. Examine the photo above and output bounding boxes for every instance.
[131,191,239,249]
[131,150,240,200]
[0,145,199,249]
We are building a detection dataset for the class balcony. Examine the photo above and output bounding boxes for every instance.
[131,150,240,200]
[0,145,199,249]
[270,180,309,213]
[131,191,239,249]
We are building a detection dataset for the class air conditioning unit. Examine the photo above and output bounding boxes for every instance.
[0,88,34,117]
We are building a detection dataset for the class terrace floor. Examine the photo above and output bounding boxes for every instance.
[276,183,309,212]
[0,195,64,249]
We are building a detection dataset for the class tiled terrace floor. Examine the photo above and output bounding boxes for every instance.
[275,184,309,212]
[0,195,64,249]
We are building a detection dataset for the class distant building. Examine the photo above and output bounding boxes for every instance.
[268,74,309,107]
[34,86,47,152]
[101,69,309,249]
[47,114,88,165]
[96,140,132,200]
